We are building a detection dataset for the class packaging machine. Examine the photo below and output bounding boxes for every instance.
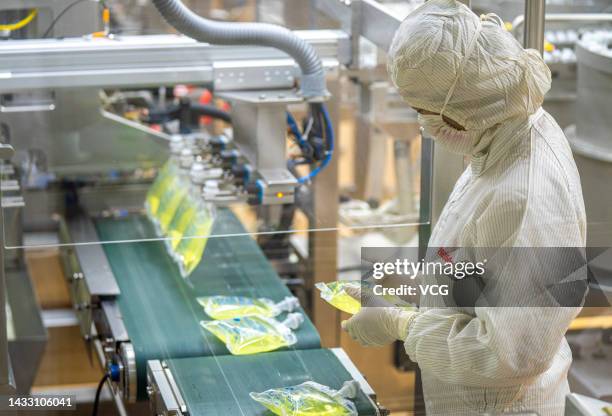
[0,2,395,414]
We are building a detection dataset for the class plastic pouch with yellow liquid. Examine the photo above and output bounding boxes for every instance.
[155,147,194,234]
[145,160,173,219]
[250,380,359,416]
[200,313,303,355]
[145,135,184,220]
[196,295,299,320]
[316,280,416,314]
[155,175,189,235]
[173,202,215,277]
[165,160,214,252]
[315,281,362,314]
[165,194,197,252]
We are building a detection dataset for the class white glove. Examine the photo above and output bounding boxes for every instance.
[341,307,417,347]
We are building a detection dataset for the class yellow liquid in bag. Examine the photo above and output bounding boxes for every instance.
[315,281,362,315]
[156,175,188,234]
[316,281,416,312]
[201,315,297,355]
[166,194,197,250]
[250,381,357,416]
[146,161,173,217]
[197,296,276,320]
[174,209,214,277]
[197,296,299,319]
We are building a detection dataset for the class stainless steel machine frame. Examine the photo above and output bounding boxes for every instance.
[1,146,47,396]
[0,147,17,395]
[0,32,348,93]
[0,28,349,407]
[0,31,348,213]
[218,90,302,204]
[146,348,382,416]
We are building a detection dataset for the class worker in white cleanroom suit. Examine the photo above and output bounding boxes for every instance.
[342,0,587,415]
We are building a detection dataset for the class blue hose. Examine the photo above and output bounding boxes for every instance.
[286,112,306,147]
[296,104,334,184]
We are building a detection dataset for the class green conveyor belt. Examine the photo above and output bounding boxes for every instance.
[95,209,321,400]
[165,349,379,415]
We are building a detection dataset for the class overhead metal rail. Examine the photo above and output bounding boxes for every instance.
[0,31,349,92]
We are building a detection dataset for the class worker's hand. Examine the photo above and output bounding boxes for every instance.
[341,307,417,347]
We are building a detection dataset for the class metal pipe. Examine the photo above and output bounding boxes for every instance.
[523,0,546,54]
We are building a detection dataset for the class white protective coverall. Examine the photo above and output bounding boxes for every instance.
[386,1,587,415]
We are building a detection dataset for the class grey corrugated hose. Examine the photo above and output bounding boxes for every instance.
[151,0,327,99]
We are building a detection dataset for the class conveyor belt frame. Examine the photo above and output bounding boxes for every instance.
[147,348,384,416]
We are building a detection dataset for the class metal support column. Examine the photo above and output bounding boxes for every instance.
[309,79,341,347]
[353,83,386,201]
[0,145,16,394]
[524,0,546,54]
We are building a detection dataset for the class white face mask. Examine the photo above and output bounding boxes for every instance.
[417,113,485,155]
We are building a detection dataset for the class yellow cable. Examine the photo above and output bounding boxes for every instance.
[102,8,110,25]
[0,8,38,31]
[91,7,110,38]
